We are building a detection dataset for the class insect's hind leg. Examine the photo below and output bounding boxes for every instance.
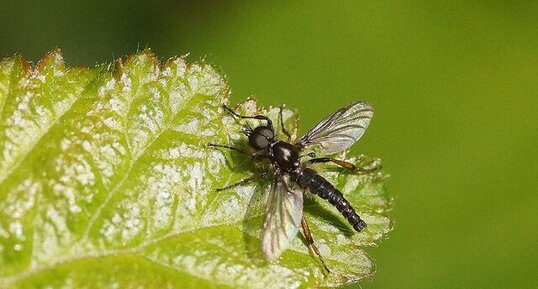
[301,217,331,274]
[307,157,380,173]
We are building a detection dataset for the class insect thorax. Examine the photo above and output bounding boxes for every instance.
[270,141,300,171]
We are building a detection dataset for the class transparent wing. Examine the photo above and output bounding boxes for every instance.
[261,174,303,261]
[297,101,373,154]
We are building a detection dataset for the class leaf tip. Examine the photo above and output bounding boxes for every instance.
[35,48,65,72]
[0,54,32,75]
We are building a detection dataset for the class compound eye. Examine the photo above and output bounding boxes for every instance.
[250,133,269,149]
[258,127,274,140]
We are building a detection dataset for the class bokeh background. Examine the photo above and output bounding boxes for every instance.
[1,1,537,288]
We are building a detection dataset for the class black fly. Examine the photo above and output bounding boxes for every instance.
[209,101,375,273]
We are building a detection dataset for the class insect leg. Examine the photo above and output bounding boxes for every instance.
[223,105,274,131]
[307,157,379,173]
[207,143,249,155]
[216,175,259,191]
[301,217,331,274]
[279,105,292,140]
[208,143,270,161]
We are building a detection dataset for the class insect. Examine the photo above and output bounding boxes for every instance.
[209,101,375,272]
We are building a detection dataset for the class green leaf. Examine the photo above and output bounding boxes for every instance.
[0,50,392,289]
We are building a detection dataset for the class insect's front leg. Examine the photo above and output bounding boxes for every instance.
[207,143,270,191]
[278,105,292,141]
[222,105,274,131]
[214,167,272,192]
[207,143,269,160]
[207,143,248,155]
[307,157,381,173]
[215,174,259,192]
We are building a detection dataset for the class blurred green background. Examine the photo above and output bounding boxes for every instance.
[1,1,537,288]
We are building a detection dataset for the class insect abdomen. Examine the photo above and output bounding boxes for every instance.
[294,168,367,232]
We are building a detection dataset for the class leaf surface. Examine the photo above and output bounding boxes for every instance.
[0,50,392,289]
